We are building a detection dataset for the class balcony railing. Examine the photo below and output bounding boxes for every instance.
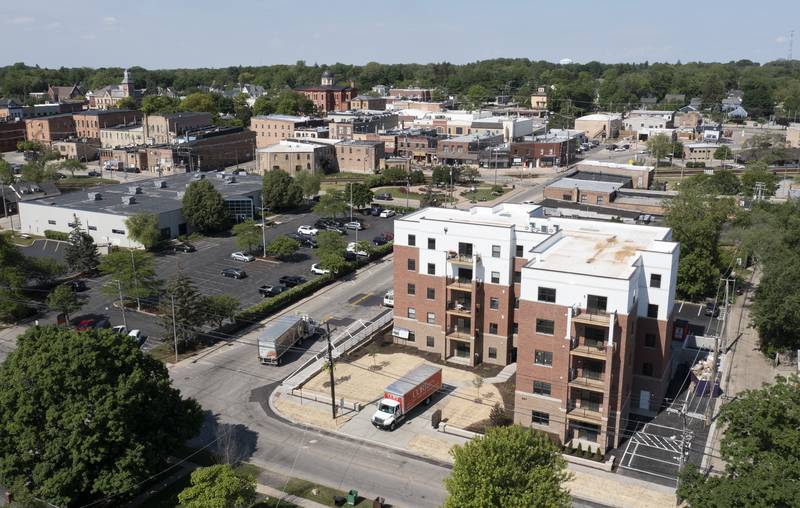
[567,399,603,420]
[446,277,473,291]
[570,337,607,357]
[446,329,473,341]
[573,307,611,325]
[447,301,472,315]
[569,368,605,389]
[447,251,478,265]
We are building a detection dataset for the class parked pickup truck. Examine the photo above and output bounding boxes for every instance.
[257,314,320,365]
[371,364,442,431]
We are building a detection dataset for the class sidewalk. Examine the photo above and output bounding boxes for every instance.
[256,484,328,508]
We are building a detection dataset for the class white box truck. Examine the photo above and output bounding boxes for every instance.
[258,314,319,365]
[371,364,442,431]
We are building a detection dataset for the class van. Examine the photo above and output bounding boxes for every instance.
[383,290,394,307]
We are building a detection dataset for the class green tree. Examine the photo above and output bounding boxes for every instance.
[125,212,161,250]
[316,231,346,256]
[461,167,481,183]
[56,158,85,177]
[273,90,316,115]
[0,326,203,507]
[265,235,299,259]
[0,160,14,218]
[444,425,572,508]
[432,166,460,185]
[98,250,160,310]
[0,235,35,322]
[750,255,800,353]
[313,191,348,219]
[232,93,251,125]
[64,218,99,274]
[713,145,733,161]
[20,158,59,183]
[177,464,256,508]
[181,91,220,115]
[740,161,778,197]
[140,95,181,115]
[741,78,774,119]
[160,271,205,347]
[203,294,240,328]
[251,95,275,117]
[381,166,408,184]
[464,84,489,109]
[707,170,741,195]
[262,169,303,211]
[16,140,43,153]
[116,96,138,110]
[182,179,230,233]
[294,170,321,202]
[349,182,374,208]
[318,251,348,274]
[45,284,84,324]
[647,134,673,165]
[678,376,800,508]
[232,219,262,253]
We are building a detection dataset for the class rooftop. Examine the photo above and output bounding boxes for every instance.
[257,140,320,153]
[74,109,137,116]
[399,203,542,231]
[578,160,654,172]
[252,114,314,123]
[24,171,262,216]
[577,113,622,121]
[547,178,623,193]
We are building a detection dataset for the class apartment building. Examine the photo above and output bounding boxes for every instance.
[327,111,399,140]
[73,109,141,139]
[683,143,720,164]
[335,140,384,173]
[100,124,145,148]
[0,120,26,152]
[350,96,387,111]
[437,133,504,165]
[250,114,327,148]
[256,139,336,176]
[145,112,214,145]
[24,114,76,144]
[392,204,679,452]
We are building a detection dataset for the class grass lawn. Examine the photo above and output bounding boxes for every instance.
[56,177,119,189]
[144,459,263,508]
[322,172,369,181]
[253,497,301,508]
[148,342,204,364]
[380,186,427,200]
[0,230,36,246]
[284,478,374,507]
[462,185,509,202]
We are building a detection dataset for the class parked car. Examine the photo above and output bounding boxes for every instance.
[230,251,255,262]
[221,267,247,279]
[289,233,317,248]
[347,242,369,257]
[379,209,396,218]
[704,299,720,317]
[173,242,196,253]
[127,329,146,347]
[259,284,287,297]
[344,221,363,231]
[310,263,331,275]
[297,225,319,236]
[87,170,101,177]
[369,205,384,216]
[375,192,393,201]
[383,290,394,307]
[66,280,88,292]
[279,275,307,287]
[323,223,345,234]
[373,234,392,246]
[76,318,110,331]
[112,325,128,335]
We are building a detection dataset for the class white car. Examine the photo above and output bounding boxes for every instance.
[379,209,396,218]
[310,263,331,275]
[297,225,319,236]
[347,242,369,257]
[230,251,255,262]
[112,325,127,335]
[383,290,394,307]
[344,221,363,231]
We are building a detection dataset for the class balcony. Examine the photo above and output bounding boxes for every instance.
[446,277,473,291]
[569,368,606,391]
[570,337,608,359]
[446,301,472,316]
[447,251,480,266]
[567,399,603,422]
[573,308,612,326]
[446,328,473,341]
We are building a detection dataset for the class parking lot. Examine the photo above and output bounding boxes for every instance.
[20,208,397,342]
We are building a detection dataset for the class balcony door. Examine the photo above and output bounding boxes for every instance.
[458,242,473,257]
[586,295,607,314]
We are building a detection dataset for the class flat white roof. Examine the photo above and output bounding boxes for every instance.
[577,113,622,121]
[578,160,654,172]
[685,143,720,149]
[547,178,623,193]
[400,203,541,230]
[257,141,317,153]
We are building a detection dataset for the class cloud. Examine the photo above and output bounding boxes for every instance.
[44,21,62,30]
[103,16,118,26]
[80,34,97,40]
[776,35,789,44]
[8,16,35,25]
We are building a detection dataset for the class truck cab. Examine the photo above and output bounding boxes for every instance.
[371,399,402,430]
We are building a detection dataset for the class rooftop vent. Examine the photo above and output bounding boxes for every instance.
[121,195,136,205]
[88,192,102,200]
[154,180,166,188]
[128,186,142,194]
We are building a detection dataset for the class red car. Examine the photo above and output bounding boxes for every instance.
[75,318,110,331]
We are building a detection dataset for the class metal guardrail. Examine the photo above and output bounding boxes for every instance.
[282,310,393,389]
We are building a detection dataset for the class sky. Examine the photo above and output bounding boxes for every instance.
[1,0,797,69]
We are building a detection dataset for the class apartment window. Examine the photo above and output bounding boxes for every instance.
[88,225,97,231]
[489,323,498,334]
[491,245,501,258]
[407,307,416,319]
[645,333,657,348]
[650,273,662,288]
[111,229,125,235]
[596,196,604,204]
[407,331,415,342]
[538,287,556,303]
[513,271,521,284]
[491,271,500,284]
[427,237,436,250]
[488,347,497,359]
[533,380,552,396]
[489,297,499,310]
[580,194,587,203]
[67,222,76,228]
[407,283,416,295]
[427,312,436,324]
[534,350,553,366]
[514,297,520,309]
[536,319,555,335]
[426,287,435,299]
[426,336,435,347]
[587,295,608,313]
[532,411,550,425]
[407,259,416,271]
[515,244,524,257]
[642,362,654,377]
[408,234,416,246]
[427,263,436,275]
[512,322,519,335]
[47,220,56,225]
[647,304,659,319]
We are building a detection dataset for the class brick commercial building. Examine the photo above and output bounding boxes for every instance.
[176,126,256,172]
[250,114,327,149]
[74,109,141,139]
[388,87,432,101]
[510,134,577,168]
[256,139,336,176]
[327,111,398,140]
[25,114,76,144]
[52,139,100,161]
[0,120,26,152]
[295,71,356,114]
[100,124,145,148]
[683,143,720,164]
[437,133,504,165]
[575,161,654,190]
[144,112,214,145]
[574,113,623,140]
[335,140,385,173]
[350,95,387,111]
[391,204,679,453]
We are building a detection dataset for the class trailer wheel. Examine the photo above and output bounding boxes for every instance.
[389,422,396,431]
[424,396,431,405]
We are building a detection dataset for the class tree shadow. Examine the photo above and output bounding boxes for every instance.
[189,410,259,467]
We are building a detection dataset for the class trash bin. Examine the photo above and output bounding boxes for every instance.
[347,489,359,506]
[373,496,386,508]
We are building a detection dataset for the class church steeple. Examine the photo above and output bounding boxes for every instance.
[121,68,134,97]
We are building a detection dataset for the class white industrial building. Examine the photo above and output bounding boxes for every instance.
[17,172,263,249]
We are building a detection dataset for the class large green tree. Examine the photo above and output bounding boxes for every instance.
[262,169,303,211]
[313,191,348,219]
[647,134,674,166]
[713,145,733,162]
[98,250,160,310]
[444,425,571,508]
[160,271,205,347]
[740,161,778,198]
[182,179,230,234]
[64,218,99,274]
[678,376,800,508]
[348,182,374,208]
[294,170,321,202]
[232,219,262,253]
[56,158,85,177]
[177,464,256,508]
[124,212,161,249]
[0,326,203,506]
[265,235,299,259]
[203,294,240,329]
[140,95,181,115]
[45,284,84,324]
[0,235,31,322]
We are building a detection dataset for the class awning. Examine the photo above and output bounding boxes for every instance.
[392,327,410,339]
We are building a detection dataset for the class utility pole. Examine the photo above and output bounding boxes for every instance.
[261,195,267,258]
[129,249,141,311]
[677,405,690,488]
[116,280,127,329]
[705,278,732,425]
[171,294,179,363]
[325,322,336,419]
[754,181,766,201]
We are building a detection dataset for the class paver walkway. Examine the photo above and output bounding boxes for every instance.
[483,362,516,384]
[256,484,329,508]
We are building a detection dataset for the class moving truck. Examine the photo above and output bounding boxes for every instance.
[258,314,319,365]
[371,364,442,430]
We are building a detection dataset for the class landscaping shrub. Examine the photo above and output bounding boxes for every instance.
[44,230,69,241]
